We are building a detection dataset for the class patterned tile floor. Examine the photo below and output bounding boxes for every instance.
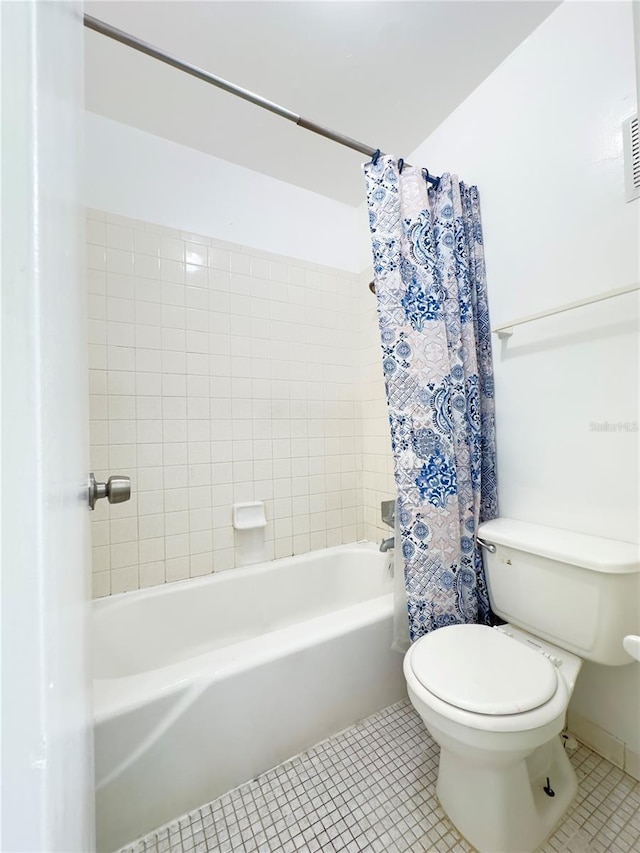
[119,700,640,853]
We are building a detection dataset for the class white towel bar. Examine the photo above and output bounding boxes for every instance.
[492,282,640,338]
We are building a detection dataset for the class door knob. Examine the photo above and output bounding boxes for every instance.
[88,473,131,511]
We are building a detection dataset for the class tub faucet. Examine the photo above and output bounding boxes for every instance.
[379,536,395,553]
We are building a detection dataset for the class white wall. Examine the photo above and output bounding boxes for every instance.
[404,1,639,763]
[85,112,370,273]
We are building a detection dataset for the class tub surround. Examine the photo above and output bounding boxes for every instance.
[87,210,384,596]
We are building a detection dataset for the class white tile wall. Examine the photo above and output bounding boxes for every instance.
[88,210,379,596]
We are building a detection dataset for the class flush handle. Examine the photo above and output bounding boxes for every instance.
[88,473,131,511]
[476,537,497,554]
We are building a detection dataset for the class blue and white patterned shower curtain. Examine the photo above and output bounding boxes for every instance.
[364,156,498,641]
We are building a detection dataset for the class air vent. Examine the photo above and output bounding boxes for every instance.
[623,114,640,202]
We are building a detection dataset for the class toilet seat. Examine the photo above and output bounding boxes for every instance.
[408,624,558,715]
[404,625,570,734]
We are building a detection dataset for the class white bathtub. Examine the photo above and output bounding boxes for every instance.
[93,542,406,852]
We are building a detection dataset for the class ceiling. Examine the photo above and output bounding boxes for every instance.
[84,1,559,205]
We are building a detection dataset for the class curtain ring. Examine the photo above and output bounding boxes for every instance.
[372,149,381,166]
[422,167,430,184]
[398,158,405,174]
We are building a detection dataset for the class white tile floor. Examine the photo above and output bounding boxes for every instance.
[118,700,640,853]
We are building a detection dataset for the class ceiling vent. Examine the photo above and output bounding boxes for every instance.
[623,114,640,202]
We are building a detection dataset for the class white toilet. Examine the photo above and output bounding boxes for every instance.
[404,517,640,853]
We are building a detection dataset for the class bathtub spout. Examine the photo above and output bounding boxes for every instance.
[379,536,395,553]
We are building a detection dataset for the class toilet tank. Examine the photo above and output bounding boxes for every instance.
[477,518,640,666]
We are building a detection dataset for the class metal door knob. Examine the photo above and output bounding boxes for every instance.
[88,473,131,510]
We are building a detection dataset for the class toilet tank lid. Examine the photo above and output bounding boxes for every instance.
[477,518,640,575]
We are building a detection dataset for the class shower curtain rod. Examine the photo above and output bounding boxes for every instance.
[83,14,440,186]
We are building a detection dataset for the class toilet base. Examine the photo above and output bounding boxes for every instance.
[437,735,577,853]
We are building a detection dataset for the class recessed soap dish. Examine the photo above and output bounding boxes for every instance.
[232,501,267,530]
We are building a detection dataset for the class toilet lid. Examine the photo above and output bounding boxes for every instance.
[409,624,558,715]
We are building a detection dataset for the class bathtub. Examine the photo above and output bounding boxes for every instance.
[93,542,406,852]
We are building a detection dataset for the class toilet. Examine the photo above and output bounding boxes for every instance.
[404,517,640,853]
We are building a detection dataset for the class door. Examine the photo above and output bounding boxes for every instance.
[1,2,94,850]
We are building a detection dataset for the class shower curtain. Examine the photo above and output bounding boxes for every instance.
[364,156,498,643]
